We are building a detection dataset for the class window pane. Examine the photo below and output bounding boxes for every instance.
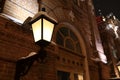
[57,71,70,80]
[59,27,69,37]
[32,19,41,42]
[43,19,54,42]
[74,74,79,80]
[70,30,78,41]
[76,43,82,53]
[65,39,74,50]
[56,32,64,46]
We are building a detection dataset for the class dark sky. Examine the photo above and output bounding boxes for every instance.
[93,0,120,20]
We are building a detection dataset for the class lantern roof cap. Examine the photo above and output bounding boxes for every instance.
[30,11,57,24]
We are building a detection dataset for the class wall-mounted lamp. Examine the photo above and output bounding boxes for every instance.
[30,8,57,46]
[14,8,57,80]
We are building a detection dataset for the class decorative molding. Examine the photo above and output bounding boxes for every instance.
[69,10,75,22]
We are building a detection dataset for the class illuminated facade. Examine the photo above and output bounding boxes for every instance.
[0,0,120,80]
[96,14,120,79]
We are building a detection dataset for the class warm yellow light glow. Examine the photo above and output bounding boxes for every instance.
[78,74,83,80]
[32,19,42,42]
[43,19,54,42]
[118,66,120,72]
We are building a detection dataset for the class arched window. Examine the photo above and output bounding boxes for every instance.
[56,27,82,54]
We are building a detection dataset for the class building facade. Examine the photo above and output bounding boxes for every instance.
[1,0,119,80]
[97,15,120,79]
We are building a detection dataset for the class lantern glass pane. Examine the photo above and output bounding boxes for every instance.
[32,19,42,42]
[43,19,54,42]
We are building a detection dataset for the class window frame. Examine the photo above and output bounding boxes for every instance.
[55,27,82,54]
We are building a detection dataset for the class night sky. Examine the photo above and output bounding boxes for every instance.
[93,0,120,20]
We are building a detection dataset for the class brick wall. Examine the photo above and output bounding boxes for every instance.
[0,60,15,80]
[0,0,111,80]
[0,16,36,59]
[99,62,110,80]
[0,16,34,80]
[0,16,57,80]
[3,0,38,22]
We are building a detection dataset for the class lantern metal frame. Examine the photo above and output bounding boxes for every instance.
[30,9,57,47]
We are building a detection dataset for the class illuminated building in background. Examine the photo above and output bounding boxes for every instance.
[96,14,120,78]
